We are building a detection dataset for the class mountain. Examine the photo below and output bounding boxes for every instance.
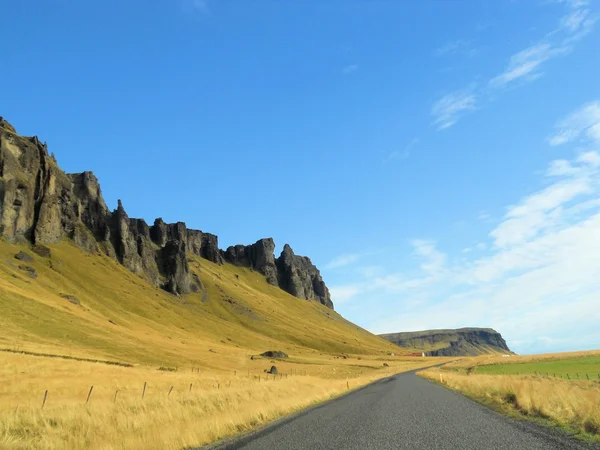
[0,116,331,308]
[379,328,512,356]
[0,116,406,365]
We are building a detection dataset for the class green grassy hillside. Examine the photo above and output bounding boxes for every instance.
[0,240,405,370]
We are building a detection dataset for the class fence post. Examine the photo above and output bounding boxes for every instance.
[168,386,173,397]
[567,374,570,380]
[142,382,147,399]
[586,374,590,381]
[189,383,193,394]
[42,390,48,409]
[114,390,119,403]
[86,386,94,404]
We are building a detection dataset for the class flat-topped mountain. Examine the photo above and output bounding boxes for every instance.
[379,327,512,356]
[0,117,332,308]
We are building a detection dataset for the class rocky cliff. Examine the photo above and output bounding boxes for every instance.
[0,117,332,308]
[379,328,511,356]
[223,240,332,308]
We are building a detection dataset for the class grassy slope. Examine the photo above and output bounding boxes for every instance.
[0,240,406,370]
[0,240,443,449]
[418,351,600,443]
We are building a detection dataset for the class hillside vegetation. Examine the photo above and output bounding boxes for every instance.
[0,240,406,366]
[418,351,600,443]
[0,240,440,449]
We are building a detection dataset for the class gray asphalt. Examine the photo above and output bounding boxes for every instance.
[207,370,598,450]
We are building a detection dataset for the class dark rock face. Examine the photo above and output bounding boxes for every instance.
[0,117,332,306]
[276,244,332,309]
[32,244,51,258]
[225,238,277,284]
[15,251,33,262]
[0,119,213,295]
[260,350,288,359]
[379,328,512,356]
[225,240,333,309]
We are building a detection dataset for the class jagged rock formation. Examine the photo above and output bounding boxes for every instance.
[0,117,332,307]
[379,328,511,356]
[224,240,332,309]
[224,238,278,285]
[276,244,332,309]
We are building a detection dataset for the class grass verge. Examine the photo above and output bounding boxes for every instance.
[418,367,600,444]
[0,352,434,449]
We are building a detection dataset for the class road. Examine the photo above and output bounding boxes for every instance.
[207,370,598,450]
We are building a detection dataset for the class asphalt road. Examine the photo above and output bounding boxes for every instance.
[208,370,598,450]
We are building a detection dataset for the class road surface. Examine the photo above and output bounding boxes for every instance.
[207,370,597,450]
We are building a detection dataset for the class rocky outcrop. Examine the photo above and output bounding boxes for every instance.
[379,328,511,356]
[0,117,333,306]
[224,238,278,284]
[276,244,332,309]
[224,240,332,308]
[0,118,217,295]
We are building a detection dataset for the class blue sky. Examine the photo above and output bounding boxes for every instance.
[2,0,600,354]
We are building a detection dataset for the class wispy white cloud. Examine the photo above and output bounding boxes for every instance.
[182,0,211,15]
[490,1,595,89]
[342,64,359,75]
[329,285,362,303]
[431,89,477,130]
[325,253,360,270]
[385,138,419,163]
[434,39,478,58]
[339,101,600,353]
[477,211,491,221]
[548,101,600,146]
[489,42,563,88]
[432,0,596,129]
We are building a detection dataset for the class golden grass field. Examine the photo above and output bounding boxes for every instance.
[0,351,436,449]
[0,240,439,448]
[419,351,600,441]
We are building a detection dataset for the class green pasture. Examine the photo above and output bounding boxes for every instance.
[475,356,600,379]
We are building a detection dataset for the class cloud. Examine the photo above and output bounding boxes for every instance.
[549,101,600,146]
[342,64,359,75]
[490,1,595,89]
[329,285,362,303]
[431,89,477,130]
[325,254,360,270]
[431,1,596,129]
[434,40,478,58]
[477,211,491,221]
[489,161,594,248]
[182,0,211,15]
[411,240,447,275]
[338,101,600,353]
[489,42,563,88]
[385,138,419,163]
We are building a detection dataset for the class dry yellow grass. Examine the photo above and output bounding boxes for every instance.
[418,368,600,440]
[0,352,436,449]
[0,239,440,448]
